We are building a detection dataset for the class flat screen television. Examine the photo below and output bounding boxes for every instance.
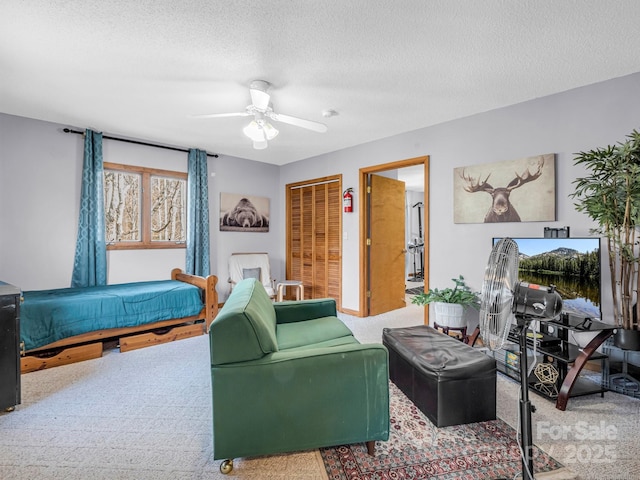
[492,237,602,319]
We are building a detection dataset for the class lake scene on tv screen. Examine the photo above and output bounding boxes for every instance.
[493,237,601,319]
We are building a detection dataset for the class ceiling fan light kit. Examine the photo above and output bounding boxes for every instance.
[243,117,279,142]
[196,79,328,150]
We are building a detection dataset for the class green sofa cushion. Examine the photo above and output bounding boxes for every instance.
[210,278,278,365]
[280,335,360,352]
[276,316,354,350]
[274,298,337,323]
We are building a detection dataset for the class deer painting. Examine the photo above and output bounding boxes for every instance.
[459,157,545,223]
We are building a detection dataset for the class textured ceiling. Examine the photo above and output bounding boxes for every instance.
[2,1,640,166]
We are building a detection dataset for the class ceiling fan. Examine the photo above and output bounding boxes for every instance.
[194,80,328,150]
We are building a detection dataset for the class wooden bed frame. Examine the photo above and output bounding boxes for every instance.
[20,269,219,373]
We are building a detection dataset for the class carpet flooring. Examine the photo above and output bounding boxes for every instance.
[321,382,564,479]
[1,302,639,479]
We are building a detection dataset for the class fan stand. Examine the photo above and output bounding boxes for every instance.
[514,317,535,480]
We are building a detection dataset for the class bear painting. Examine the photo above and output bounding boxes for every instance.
[220,193,270,232]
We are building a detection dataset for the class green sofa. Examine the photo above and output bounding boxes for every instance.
[209,278,390,473]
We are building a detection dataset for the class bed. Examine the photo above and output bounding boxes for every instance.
[20,269,218,373]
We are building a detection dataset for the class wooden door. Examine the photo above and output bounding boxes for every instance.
[287,177,341,307]
[368,174,407,315]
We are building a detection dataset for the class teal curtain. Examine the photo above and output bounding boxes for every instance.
[186,149,210,276]
[71,129,107,287]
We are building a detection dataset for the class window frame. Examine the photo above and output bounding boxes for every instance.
[104,162,188,250]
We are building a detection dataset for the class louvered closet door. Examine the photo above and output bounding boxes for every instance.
[287,177,341,307]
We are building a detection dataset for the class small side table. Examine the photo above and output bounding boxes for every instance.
[433,322,468,343]
[276,280,304,302]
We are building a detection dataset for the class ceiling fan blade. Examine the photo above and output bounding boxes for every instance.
[190,112,251,119]
[267,112,327,133]
[249,80,271,111]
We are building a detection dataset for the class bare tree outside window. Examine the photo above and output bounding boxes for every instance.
[151,176,186,242]
[105,170,141,242]
[104,163,187,250]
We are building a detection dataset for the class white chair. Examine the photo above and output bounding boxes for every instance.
[228,253,276,299]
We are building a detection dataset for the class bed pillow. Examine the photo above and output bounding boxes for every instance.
[243,267,261,281]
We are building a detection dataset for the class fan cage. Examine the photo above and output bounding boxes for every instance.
[480,238,519,351]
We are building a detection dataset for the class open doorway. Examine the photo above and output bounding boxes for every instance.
[359,156,429,323]
[400,165,426,291]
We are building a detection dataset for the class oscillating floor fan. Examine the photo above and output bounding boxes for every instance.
[479,238,563,480]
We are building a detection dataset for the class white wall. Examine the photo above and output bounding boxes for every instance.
[0,114,282,299]
[279,72,640,319]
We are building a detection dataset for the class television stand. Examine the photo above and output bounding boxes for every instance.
[472,314,617,410]
[546,315,616,410]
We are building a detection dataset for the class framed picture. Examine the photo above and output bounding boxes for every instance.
[220,193,270,232]
[453,153,555,224]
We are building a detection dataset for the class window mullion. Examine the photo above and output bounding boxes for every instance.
[141,172,151,244]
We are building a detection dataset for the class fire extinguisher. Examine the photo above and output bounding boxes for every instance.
[343,188,354,213]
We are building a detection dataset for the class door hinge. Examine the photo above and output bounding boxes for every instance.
[367,186,371,194]
[366,238,371,246]
[366,291,371,298]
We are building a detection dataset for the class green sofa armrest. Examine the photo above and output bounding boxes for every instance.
[210,343,389,460]
[274,298,337,324]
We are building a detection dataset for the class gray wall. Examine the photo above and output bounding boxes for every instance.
[0,114,282,299]
[279,72,640,319]
[211,155,282,299]
[2,72,639,318]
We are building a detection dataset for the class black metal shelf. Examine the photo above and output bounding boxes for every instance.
[480,312,617,410]
[495,357,606,401]
[535,343,607,364]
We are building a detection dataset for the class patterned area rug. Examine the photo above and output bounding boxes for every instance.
[320,383,564,480]
[405,286,424,295]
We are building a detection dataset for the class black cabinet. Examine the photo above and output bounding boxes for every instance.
[0,282,21,412]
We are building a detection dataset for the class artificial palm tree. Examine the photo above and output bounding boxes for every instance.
[571,129,640,343]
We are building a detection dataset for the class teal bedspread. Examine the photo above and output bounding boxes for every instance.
[21,280,204,351]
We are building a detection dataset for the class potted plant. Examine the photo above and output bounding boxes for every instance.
[570,129,640,349]
[411,275,480,328]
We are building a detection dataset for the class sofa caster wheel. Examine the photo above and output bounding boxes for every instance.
[220,459,233,474]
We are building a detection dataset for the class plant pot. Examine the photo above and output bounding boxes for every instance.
[613,329,640,351]
[433,302,466,328]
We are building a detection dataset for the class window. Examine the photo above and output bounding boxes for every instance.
[104,163,187,249]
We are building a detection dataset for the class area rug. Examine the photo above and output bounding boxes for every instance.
[320,382,564,480]
[405,286,424,295]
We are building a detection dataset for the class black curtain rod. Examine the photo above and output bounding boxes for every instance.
[63,128,219,158]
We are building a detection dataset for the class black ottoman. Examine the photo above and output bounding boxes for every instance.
[382,325,496,427]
